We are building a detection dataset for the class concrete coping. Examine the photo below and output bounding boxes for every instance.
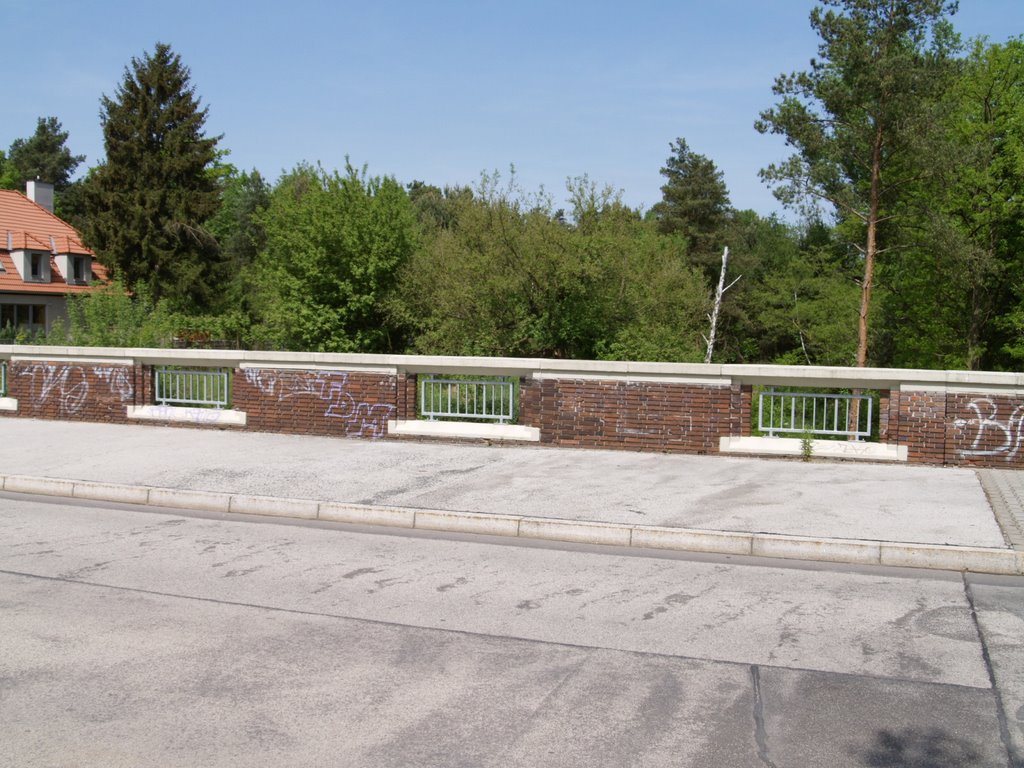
[3,344,1024,391]
[1,472,1020,576]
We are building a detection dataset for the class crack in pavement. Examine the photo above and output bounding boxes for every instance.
[750,665,778,768]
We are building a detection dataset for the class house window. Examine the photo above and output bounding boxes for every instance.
[30,253,43,279]
[0,304,46,330]
[72,256,88,284]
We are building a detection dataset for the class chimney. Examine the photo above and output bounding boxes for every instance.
[26,179,55,213]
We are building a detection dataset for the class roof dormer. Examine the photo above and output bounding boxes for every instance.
[10,249,52,283]
[55,253,93,285]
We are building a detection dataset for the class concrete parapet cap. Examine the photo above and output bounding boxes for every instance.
[239,361,397,374]
[3,344,1024,392]
[531,372,732,386]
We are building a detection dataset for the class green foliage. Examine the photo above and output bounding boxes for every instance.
[756,0,961,366]
[60,280,178,347]
[252,162,417,352]
[394,171,709,361]
[880,37,1024,370]
[205,168,271,317]
[83,42,223,313]
[3,116,85,190]
[649,137,732,261]
[800,431,815,461]
[750,235,861,366]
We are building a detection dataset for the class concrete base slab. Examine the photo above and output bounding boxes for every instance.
[720,436,908,462]
[127,405,247,427]
[387,419,540,442]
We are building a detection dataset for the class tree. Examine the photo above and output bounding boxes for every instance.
[649,138,731,261]
[83,42,223,312]
[393,172,709,361]
[885,37,1024,370]
[4,116,85,190]
[206,169,271,317]
[756,0,960,366]
[253,162,417,352]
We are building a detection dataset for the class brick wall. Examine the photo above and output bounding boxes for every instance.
[522,378,735,453]
[2,360,140,423]
[232,367,397,439]
[894,390,948,464]
[4,352,1024,467]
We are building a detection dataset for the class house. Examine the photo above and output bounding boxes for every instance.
[0,180,109,334]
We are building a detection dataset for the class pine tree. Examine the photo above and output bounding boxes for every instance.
[756,0,959,367]
[4,116,85,190]
[84,43,223,312]
[649,138,731,258]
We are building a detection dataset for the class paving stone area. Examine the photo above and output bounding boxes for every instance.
[977,469,1024,550]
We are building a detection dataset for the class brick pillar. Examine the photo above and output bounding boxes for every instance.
[395,372,417,420]
[877,389,890,441]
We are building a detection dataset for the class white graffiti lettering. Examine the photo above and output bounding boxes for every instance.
[952,398,1024,461]
[94,366,135,402]
[17,363,136,417]
[243,368,394,438]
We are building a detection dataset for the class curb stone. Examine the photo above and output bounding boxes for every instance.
[2,472,1022,577]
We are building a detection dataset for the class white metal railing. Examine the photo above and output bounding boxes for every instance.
[155,367,230,409]
[0,360,5,396]
[758,388,873,440]
[420,375,515,423]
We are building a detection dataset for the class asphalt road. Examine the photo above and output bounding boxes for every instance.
[2,493,1022,767]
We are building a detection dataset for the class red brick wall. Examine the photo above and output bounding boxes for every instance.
[894,390,948,464]
[522,377,736,453]
[2,360,140,423]
[233,368,397,439]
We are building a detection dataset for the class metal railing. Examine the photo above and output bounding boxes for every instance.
[155,367,230,409]
[758,387,873,440]
[419,375,515,423]
[0,360,6,396]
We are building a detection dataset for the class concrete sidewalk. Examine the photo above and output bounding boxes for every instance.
[1,419,1022,573]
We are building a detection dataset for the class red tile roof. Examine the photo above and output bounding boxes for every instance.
[0,189,110,295]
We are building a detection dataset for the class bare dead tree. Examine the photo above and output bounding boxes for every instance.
[703,246,741,364]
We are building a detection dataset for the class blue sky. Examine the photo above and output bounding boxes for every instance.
[4,1,1022,217]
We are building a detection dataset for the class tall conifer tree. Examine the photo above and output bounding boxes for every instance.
[756,0,959,366]
[85,43,222,311]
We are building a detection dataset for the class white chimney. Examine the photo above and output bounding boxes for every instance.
[26,179,55,213]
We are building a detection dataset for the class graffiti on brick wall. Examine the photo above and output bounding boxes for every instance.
[952,398,1024,461]
[616,415,693,438]
[17,363,136,417]
[94,367,135,402]
[243,368,394,438]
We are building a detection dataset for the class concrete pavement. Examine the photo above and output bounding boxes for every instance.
[1,418,1022,573]
[2,495,1020,766]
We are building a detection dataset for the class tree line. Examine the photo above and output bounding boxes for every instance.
[2,1,1022,371]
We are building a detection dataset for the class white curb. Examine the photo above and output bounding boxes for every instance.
[2,472,1021,576]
